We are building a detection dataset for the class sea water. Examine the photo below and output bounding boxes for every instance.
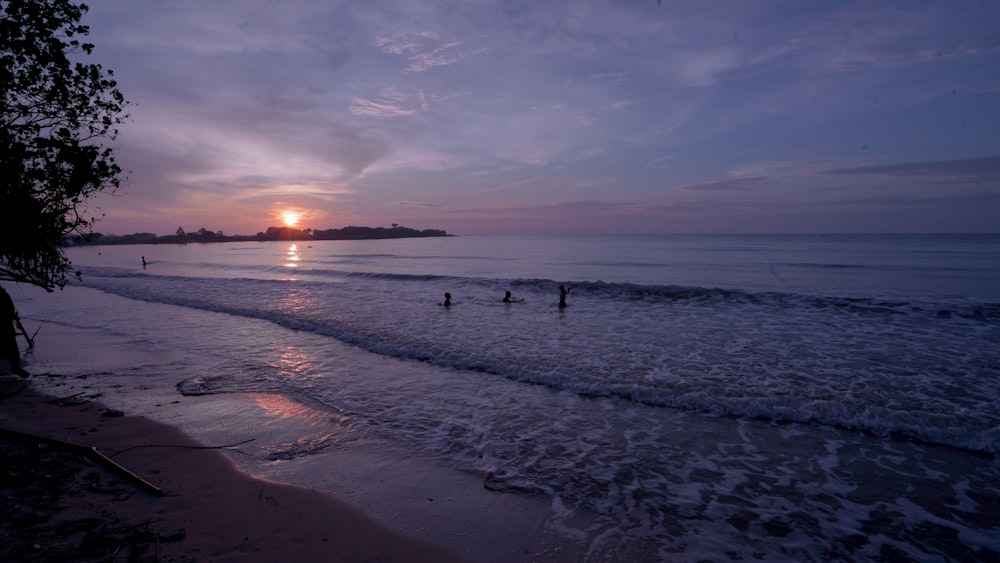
[11,234,1000,560]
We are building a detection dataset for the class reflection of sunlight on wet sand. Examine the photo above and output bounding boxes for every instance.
[252,394,331,424]
[249,394,356,460]
[246,345,361,454]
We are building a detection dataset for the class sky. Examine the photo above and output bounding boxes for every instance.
[77,0,1000,236]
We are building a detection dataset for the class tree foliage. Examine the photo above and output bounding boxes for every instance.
[1,0,128,291]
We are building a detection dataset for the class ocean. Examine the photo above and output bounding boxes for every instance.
[11,233,1000,561]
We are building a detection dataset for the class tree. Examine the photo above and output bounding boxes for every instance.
[1,0,128,291]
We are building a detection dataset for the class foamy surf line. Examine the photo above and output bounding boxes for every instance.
[67,268,1000,456]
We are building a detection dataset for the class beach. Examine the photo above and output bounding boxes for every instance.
[0,323,576,562]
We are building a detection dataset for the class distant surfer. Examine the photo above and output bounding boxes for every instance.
[442,292,452,307]
[141,256,147,268]
[503,291,512,303]
[0,285,29,378]
[558,285,569,308]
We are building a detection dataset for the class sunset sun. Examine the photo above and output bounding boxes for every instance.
[280,210,302,227]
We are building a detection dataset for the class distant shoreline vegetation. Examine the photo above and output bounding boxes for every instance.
[67,225,452,245]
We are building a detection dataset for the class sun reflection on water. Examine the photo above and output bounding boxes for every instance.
[277,344,316,375]
[277,290,316,316]
[284,243,300,268]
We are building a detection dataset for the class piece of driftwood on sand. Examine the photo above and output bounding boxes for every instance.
[0,426,164,496]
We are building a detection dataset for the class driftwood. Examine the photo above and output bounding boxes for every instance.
[49,391,86,404]
[0,426,163,496]
[111,438,255,457]
[13,315,36,351]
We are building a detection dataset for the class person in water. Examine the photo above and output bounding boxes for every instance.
[558,285,568,308]
[0,285,29,378]
[442,292,452,307]
[503,290,524,303]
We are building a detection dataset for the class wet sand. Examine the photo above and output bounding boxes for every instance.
[0,379,466,561]
[0,322,577,562]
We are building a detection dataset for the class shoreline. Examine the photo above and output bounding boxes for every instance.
[1,320,580,562]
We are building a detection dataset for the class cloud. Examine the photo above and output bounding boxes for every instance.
[645,155,674,169]
[834,41,1000,72]
[677,177,770,192]
[820,156,1000,183]
[727,160,840,179]
[349,97,418,118]
[591,72,625,86]
[349,86,472,119]
[375,30,487,72]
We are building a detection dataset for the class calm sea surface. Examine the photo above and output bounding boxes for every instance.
[14,234,1000,560]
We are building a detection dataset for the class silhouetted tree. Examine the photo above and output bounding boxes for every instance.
[1,0,128,291]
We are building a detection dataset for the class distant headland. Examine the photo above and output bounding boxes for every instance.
[67,224,452,245]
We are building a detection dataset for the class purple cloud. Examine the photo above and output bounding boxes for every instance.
[677,177,770,192]
[821,156,1000,183]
